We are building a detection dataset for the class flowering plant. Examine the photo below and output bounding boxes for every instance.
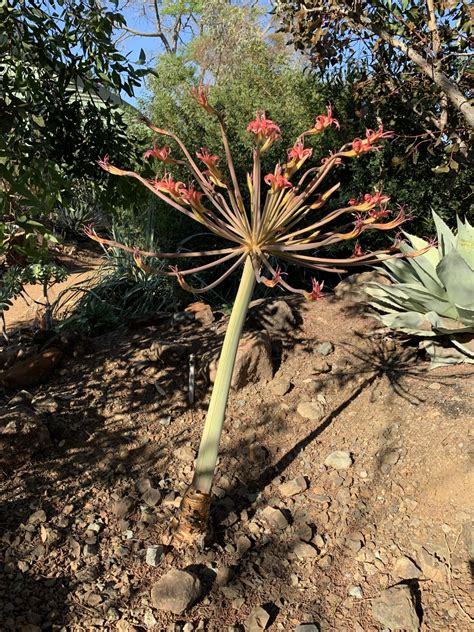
[87,86,428,544]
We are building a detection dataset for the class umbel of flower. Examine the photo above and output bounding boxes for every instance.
[89,86,431,545]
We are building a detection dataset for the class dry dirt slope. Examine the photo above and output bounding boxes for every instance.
[0,294,473,631]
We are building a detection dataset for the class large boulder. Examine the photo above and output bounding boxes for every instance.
[0,406,51,467]
[207,331,273,389]
[334,271,390,304]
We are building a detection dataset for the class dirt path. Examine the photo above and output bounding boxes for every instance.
[4,248,102,331]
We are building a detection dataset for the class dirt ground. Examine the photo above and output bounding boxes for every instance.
[0,291,473,631]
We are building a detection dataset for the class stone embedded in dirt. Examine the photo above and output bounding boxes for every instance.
[248,443,268,464]
[245,605,271,631]
[248,298,296,335]
[150,568,202,614]
[31,394,59,414]
[349,586,363,599]
[236,535,252,555]
[315,342,334,356]
[372,584,419,631]
[142,488,161,507]
[216,565,234,587]
[271,378,291,396]
[412,541,448,582]
[1,348,63,388]
[312,357,332,373]
[149,340,190,364]
[324,450,353,471]
[261,506,289,531]
[28,509,47,524]
[143,609,158,628]
[279,476,308,497]
[293,541,318,560]
[176,445,196,462]
[295,625,320,632]
[185,301,214,326]
[209,331,273,389]
[334,270,389,303]
[146,545,164,567]
[112,497,135,519]
[0,406,51,467]
[297,401,325,421]
[379,449,400,472]
[392,556,422,580]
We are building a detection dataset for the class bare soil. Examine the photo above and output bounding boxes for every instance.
[0,293,473,631]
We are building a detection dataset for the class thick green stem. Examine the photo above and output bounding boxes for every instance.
[192,255,255,494]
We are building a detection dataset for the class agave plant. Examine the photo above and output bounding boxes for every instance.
[86,86,426,545]
[365,211,474,367]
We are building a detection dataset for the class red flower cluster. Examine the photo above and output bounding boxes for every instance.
[309,105,340,134]
[264,164,293,192]
[350,125,394,156]
[247,111,281,150]
[143,144,172,162]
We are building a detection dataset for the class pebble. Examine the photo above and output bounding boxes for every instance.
[245,605,270,631]
[260,506,289,530]
[316,342,334,356]
[297,401,325,421]
[142,488,161,507]
[112,498,135,519]
[392,556,421,580]
[293,541,318,560]
[349,586,363,599]
[279,476,308,497]
[151,569,202,614]
[28,509,47,524]
[295,625,319,632]
[372,585,419,631]
[145,545,164,567]
[271,378,291,396]
[175,446,196,462]
[324,450,353,471]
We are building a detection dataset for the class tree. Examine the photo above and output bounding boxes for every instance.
[275,1,473,157]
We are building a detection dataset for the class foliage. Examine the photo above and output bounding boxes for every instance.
[53,181,110,239]
[276,0,473,162]
[365,212,474,366]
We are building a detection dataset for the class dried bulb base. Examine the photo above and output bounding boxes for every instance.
[174,486,212,547]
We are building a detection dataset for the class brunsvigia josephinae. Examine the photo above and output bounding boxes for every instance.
[86,86,430,544]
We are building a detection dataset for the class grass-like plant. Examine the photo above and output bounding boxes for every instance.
[86,87,428,544]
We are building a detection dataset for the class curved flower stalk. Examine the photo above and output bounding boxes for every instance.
[88,89,430,545]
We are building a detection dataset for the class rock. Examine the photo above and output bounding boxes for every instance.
[311,357,331,373]
[185,302,214,326]
[216,565,234,587]
[0,406,51,466]
[245,605,271,631]
[8,390,33,406]
[412,541,447,582]
[279,476,308,497]
[28,509,47,524]
[372,585,419,631]
[380,449,400,472]
[31,394,59,414]
[150,341,190,364]
[248,299,296,335]
[334,271,390,303]
[261,506,289,531]
[392,556,421,580]
[293,542,318,560]
[324,450,353,471]
[295,625,319,632]
[112,497,135,519]
[209,331,273,389]
[0,348,63,388]
[142,488,161,507]
[150,568,202,614]
[271,378,291,396]
[146,545,164,567]
[297,401,325,421]
[143,609,158,628]
[349,586,363,599]
[248,443,268,463]
[176,445,196,462]
[315,342,334,356]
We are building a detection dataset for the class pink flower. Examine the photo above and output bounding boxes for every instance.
[350,125,394,156]
[181,185,206,212]
[196,148,220,170]
[304,279,325,301]
[348,191,390,210]
[309,105,340,134]
[286,141,313,175]
[152,173,185,201]
[261,266,287,288]
[352,242,364,258]
[191,85,215,114]
[143,144,172,162]
[264,164,293,192]
[247,111,281,150]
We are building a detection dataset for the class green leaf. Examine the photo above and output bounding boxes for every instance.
[436,252,474,310]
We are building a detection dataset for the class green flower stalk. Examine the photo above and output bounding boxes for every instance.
[87,86,430,544]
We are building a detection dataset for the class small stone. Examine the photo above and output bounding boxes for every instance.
[151,569,202,614]
[31,394,59,413]
[295,625,319,632]
[28,509,47,524]
[236,535,252,555]
[349,586,363,599]
[176,446,196,462]
[83,543,98,557]
[324,450,353,471]
[142,488,161,507]
[8,390,33,406]
[146,545,164,567]
[112,498,135,519]
[293,541,318,560]
[143,609,158,628]
[392,556,421,580]
[159,416,172,427]
[271,378,291,396]
[372,585,419,631]
[232,597,246,610]
[316,342,334,356]
[185,301,214,326]
[261,506,289,530]
[245,606,270,631]
[297,401,325,421]
[279,476,308,497]
[216,565,234,587]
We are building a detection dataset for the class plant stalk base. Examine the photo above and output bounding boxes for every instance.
[174,486,212,546]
